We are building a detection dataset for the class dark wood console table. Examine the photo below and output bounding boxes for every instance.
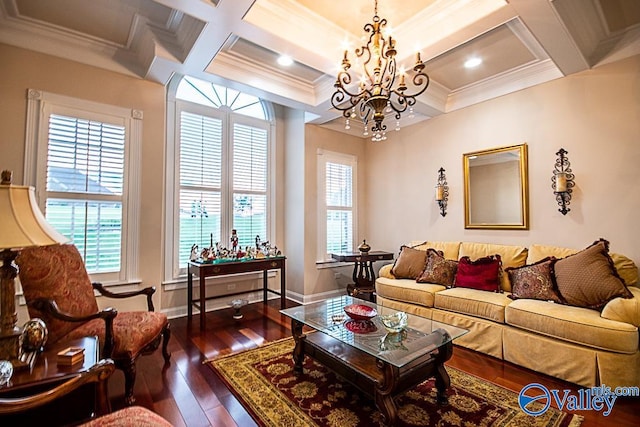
[187,257,286,330]
[331,251,394,301]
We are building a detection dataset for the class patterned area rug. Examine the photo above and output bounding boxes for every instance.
[206,338,582,427]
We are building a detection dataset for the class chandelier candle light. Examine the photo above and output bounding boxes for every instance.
[331,0,430,142]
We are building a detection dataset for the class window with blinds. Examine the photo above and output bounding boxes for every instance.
[233,123,268,248]
[44,113,125,274]
[318,150,357,261]
[173,78,271,272]
[178,111,223,264]
[326,161,353,254]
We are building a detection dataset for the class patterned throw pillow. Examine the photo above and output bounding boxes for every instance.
[454,255,502,292]
[391,246,427,279]
[416,248,458,287]
[506,257,564,303]
[554,239,633,310]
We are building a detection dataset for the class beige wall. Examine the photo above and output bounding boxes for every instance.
[0,43,166,321]
[3,40,639,316]
[300,124,368,302]
[364,54,640,267]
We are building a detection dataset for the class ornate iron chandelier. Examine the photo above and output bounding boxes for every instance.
[331,0,430,141]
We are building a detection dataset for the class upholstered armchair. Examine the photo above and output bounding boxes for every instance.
[16,244,171,405]
[0,359,173,426]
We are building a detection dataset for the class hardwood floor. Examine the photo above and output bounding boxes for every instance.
[108,299,639,426]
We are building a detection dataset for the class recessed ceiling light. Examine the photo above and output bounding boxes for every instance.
[464,57,482,68]
[277,55,293,67]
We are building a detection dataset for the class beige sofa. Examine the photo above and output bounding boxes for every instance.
[375,241,640,389]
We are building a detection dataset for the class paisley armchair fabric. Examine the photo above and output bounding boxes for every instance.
[19,244,100,345]
[17,244,171,405]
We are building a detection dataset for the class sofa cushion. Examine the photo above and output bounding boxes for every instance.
[376,276,445,308]
[527,243,639,287]
[459,242,528,292]
[505,299,638,353]
[410,241,461,260]
[434,288,512,323]
[416,249,458,287]
[554,239,633,310]
[454,255,501,292]
[506,257,564,304]
[391,246,427,279]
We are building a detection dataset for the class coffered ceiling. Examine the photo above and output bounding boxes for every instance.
[1,0,639,137]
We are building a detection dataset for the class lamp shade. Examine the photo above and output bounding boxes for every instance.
[0,171,69,250]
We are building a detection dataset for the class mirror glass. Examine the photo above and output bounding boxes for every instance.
[463,144,528,229]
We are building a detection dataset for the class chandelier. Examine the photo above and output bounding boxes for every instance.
[331,0,430,141]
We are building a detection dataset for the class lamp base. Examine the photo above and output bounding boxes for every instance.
[0,327,28,369]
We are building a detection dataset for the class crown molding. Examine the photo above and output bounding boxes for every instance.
[446,58,562,111]
[206,51,321,106]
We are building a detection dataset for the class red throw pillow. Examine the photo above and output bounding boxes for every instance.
[454,255,502,292]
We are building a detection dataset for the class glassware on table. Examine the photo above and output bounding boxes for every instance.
[0,360,13,386]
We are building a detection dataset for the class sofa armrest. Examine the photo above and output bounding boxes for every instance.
[378,263,396,279]
[601,287,640,327]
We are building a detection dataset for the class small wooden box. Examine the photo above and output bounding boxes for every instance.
[57,346,85,366]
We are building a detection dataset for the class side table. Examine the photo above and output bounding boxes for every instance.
[0,336,108,425]
[331,251,394,301]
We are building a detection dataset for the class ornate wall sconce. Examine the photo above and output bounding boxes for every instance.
[551,148,575,215]
[435,167,449,217]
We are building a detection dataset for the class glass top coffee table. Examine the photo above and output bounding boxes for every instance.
[281,295,468,426]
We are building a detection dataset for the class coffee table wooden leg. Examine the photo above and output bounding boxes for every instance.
[435,363,451,406]
[375,360,399,426]
[291,319,305,375]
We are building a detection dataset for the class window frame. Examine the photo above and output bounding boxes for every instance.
[165,80,275,281]
[24,89,142,286]
[316,149,358,263]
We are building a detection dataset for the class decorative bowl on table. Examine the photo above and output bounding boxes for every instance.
[380,311,408,333]
[343,304,377,320]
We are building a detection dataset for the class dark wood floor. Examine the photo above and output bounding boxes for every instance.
[108,299,639,426]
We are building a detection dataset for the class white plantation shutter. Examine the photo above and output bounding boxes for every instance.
[44,113,126,274]
[318,151,357,261]
[178,111,223,266]
[232,123,268,248]
[325,161,353,254]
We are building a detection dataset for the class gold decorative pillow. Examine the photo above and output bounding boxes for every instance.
[506,257,564,303]
[416,249,458,287]
[391,246,427,279]
[554,239,633,310]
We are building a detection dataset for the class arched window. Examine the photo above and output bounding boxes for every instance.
[176,77,267,120]
[166,75,273,277]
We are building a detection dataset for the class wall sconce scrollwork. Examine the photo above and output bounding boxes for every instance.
[435,167,449,217]
[551,148,575,215]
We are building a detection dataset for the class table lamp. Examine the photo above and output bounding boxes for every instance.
[0,170,69,367]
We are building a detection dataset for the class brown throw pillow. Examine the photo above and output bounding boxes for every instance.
[554,239,633,310]
[416,248,458,287]
[507,257,564,303]
[454,255,502,292]
[391,246,427,279]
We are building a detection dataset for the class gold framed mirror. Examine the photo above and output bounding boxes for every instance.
[463,143,529,229]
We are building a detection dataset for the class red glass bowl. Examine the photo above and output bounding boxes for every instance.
[343,304,377,320]
[344,319,378,334]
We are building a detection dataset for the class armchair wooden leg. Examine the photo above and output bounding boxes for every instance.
[161,323,171,363]
[121,359,137,406]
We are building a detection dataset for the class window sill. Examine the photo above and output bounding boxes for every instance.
[316,259,351,269]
